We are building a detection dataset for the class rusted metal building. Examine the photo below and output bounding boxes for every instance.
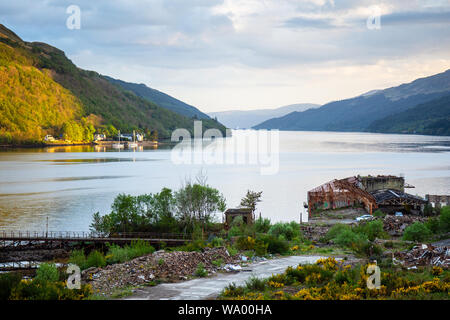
[307,175,426,217]
[307,177,377,216]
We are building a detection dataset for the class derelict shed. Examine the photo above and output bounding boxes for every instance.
[223,208,254,228]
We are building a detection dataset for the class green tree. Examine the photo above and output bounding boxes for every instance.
[240,190,263,215]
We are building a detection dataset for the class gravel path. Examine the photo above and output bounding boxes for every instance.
[124,255,328,300]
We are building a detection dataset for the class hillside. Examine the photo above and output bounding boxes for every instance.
[209,103,319,129]
[367,94,450,136]
[104,76,210,120]
[254,70,450,135]
[0,24,226,144]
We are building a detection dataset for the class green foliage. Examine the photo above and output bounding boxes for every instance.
[354,220,385,241]
[334,229,367,248]
[254,217,271,233]
[254,240,269,256]
[403,222,432,242]
[35,263,59,284]
[209,237,224,247]
[268,222,301,241]
[86,250,106,269]
[258,235,289,254]
[10,280,91,300]
[0,273,21,300]
[373,210,386,218]
[69,249,88,270]
[240,190,263,214]
[236,236,256,250]
[325,224,351,242]
[245,276,266,291]
[194,263,208,277]
[174,178,227,232]
[106,241,155,264]
[439,206,450,233]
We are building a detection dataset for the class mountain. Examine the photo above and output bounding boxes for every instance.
[0,24,226,145]
[368,94,450,136]
[104,76,211,120]
[254,70,450,135]
[208,103,319,129]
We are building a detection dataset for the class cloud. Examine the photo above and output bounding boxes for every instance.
[0,0,450,111]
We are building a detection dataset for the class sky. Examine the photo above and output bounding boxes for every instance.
[1,0,450,112]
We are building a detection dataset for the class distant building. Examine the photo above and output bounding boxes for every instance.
[93,134,106,141]
[44,135,55,142]
[120,133,144,142]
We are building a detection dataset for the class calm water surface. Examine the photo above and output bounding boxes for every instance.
[0,131,449,231]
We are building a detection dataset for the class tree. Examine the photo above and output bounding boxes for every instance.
[240,190,263,215]
[174,178,226,232]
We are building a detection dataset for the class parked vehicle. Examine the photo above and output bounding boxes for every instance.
[395,212,403,217]
[356,214,374,222]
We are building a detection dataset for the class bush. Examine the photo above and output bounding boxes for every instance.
[254,217,271,233]
[209,237,224,247]
[69,249,88,270]
[425,217,441,234]
[373,210,386,218]
[0,273,21,300]
[35,263,59,284]
[10,280,92,300]
[254,240,268,256]
[439,206,450,233]
[334,229,367,248]
[402,222,432,242]
[194,263,208,277]
[86,250,106,269]
[236,236,256,250]
[325,224,351,242]
[245,276,266,291]
[106,240,155,264]
[268,222,301,241]
[259,235,289,254]
[355,220,385,241]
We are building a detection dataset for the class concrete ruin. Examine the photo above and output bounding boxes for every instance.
[426,195,450,209]
[307,175,428,217]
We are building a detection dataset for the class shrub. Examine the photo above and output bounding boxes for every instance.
[10,281,92,300]
[35,263,59,284]
[268,222,301,241]
[425,217,441,234]
[245,276,266,291]
[254,217,271,233]
[222,282,244,297]
[402,222,432,242]
[236,236,256,250]
[210,237,224,247]
[334,229,367,248]
[439,206,450,233]
[86,250,106,269]
[194,263,208,277]
[0,273,21,300]
[355,220,385,241]
[373,210,386,218]
[69,249,88,270]
[325,224,351,242]
[259,235,289,254]
[254,240,269,256]
[106,240,155,264]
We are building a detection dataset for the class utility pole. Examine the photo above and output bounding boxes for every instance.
[46,216,48,238]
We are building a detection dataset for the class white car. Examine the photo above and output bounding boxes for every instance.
[356,215,374,222]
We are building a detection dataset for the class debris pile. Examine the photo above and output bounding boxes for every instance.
[83,247,239,296]
[301,225,329,242]
[383,215,426,236]
[394,244,449,268]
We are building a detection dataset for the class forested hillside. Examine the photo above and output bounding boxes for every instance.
[0,24,226,144]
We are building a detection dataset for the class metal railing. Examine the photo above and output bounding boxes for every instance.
[0,230,192,240]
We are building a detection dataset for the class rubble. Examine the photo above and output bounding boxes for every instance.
[301,225,330,242]
[383,215,427,236]
[394,244,449,268]
[83,247,239,296]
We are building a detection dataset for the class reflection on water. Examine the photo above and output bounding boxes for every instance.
[0,131,449,231]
